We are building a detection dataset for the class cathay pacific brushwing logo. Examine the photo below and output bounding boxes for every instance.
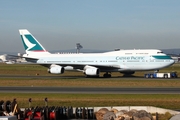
[22,35,36,51]
[21,34,44,51]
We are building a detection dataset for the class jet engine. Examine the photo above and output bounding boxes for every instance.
[48,65,64,74]
[84,66,100,76]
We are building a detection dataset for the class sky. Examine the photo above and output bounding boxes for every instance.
[0,0,180,53]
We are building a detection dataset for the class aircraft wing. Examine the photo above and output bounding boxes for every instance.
[10,56,126,71]
[45,63,121,70]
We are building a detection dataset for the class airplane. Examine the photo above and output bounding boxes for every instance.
[18,29,175,77]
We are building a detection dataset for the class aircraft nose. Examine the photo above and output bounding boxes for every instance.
[170,59,175,65]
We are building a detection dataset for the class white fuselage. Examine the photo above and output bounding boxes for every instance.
[24,49,174,72]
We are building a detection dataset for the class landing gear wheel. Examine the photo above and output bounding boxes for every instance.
[103,73,111,78]
[145,74,149,78]
[150,74,154,78]
[164,74,168,78]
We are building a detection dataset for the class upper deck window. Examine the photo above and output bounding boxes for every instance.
[125,53,132,55]
[136,53,148,54]
[157,51,164,54]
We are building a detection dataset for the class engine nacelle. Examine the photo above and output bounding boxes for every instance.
[49,65,64,74]
[84,66,100,76]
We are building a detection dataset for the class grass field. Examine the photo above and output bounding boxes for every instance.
[0,63,180,110]
[1,93,180,110]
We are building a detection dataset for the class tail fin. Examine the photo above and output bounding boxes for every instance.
[19,29,50,54]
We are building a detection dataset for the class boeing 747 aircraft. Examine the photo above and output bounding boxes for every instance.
[19,29,174,77]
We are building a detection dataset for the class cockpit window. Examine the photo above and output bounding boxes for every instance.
[157,51,163,54]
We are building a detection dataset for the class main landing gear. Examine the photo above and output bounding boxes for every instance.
[103,72,111,78]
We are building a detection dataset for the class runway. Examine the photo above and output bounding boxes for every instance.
[0,75,180,80]
[0,75,180,94]
[0,86,180,94]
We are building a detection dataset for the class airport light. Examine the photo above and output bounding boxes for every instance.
[29,98,32,108]
[44,97,48,106]
[76,43,83,53]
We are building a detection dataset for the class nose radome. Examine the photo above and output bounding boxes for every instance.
[171,59,175,65]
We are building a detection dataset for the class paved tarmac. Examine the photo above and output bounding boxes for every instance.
[0,75,180,80]
[0,75,180,94]
[0,86,180,94]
